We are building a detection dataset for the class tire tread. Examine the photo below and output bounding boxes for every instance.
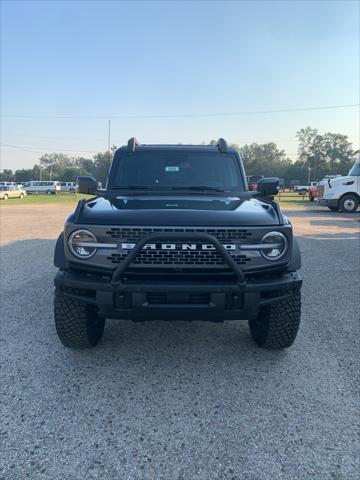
[249,292,301,349]
[54,290,104,349]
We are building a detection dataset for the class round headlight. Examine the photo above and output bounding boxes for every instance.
[68,229,97,259]
[260,231,288,261]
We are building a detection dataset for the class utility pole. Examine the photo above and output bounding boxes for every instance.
[108,120,111,152]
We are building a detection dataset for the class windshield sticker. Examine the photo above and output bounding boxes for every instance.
[165,166,180,172]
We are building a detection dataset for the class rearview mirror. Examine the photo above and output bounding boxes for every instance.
[256,177,279,197]
[77,176,99,195]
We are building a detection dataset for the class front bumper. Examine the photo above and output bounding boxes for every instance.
[318,198,339,208]
[54,270,302,321]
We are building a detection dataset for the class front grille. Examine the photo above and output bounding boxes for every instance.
[104,226,255,268]
[107,249,250,266]
[105,226,252,243]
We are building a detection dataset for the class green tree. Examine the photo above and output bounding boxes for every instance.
[39,153,68,179]
[296,127,354,180]
[239,143,292,179]
[0,169,14,181]
[92,151,112,186]
[321,132,354,174]
[14,169,34,182]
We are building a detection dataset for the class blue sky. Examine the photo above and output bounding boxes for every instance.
[1,0,359,170]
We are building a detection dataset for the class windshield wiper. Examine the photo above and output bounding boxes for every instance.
[112,186,155,190]
[171,186,226,192]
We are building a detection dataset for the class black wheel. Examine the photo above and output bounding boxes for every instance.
[308,193,315,202]
[338,194,359,213]
[328,206,339,211]
[249,291,301,349]
[54,290,105,349]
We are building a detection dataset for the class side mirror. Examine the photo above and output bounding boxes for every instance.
[77,176,99,195]
[256,177,279,197]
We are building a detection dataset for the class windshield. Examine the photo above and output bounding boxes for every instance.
[111,152,243,191]
[348,162,360,176]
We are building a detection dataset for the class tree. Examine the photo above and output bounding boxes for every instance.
[92,151,112,186]
[14,169,34,182]
[321,132,354,174]
[296,127,354,180]
[0,169,14,181]
[39,152,73,180]
[239,143,292,180]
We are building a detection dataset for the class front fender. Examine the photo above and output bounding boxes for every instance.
[286,237,301,272]
[54,232,68,269]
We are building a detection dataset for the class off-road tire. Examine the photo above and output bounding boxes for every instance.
[249,291,301,349]
[54,290,105,349]
[338,194,359,213]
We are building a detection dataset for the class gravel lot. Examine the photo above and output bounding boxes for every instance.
[0,204,359,480]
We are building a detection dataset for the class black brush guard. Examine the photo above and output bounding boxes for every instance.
[110,232,246,289]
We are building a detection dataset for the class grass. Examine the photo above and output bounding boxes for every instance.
[0,193,91,206]
[0,190,310,208]
[274,191,310,208]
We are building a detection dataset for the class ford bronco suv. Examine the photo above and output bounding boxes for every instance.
[54,138,302,350]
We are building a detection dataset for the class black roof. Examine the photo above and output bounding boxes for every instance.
[115,138,239,156]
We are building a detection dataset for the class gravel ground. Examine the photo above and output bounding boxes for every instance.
[0,204,359,480]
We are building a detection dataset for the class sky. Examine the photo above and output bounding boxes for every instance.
[0,0,359,171]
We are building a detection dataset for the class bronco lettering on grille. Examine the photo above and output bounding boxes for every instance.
[121,243,237,251]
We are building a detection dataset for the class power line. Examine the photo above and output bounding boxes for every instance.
[1,103,359,119]
[0,144,99,154]
[0,142,302,156]
[1,131,358,144]
[0,132,107,143]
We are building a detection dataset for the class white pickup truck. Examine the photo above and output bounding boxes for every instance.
[293,182,318,195]
[318,154,360,212]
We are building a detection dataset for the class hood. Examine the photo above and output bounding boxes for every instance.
[320,175,355,190]
[71,195,281,226]
[328,175,354,186]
